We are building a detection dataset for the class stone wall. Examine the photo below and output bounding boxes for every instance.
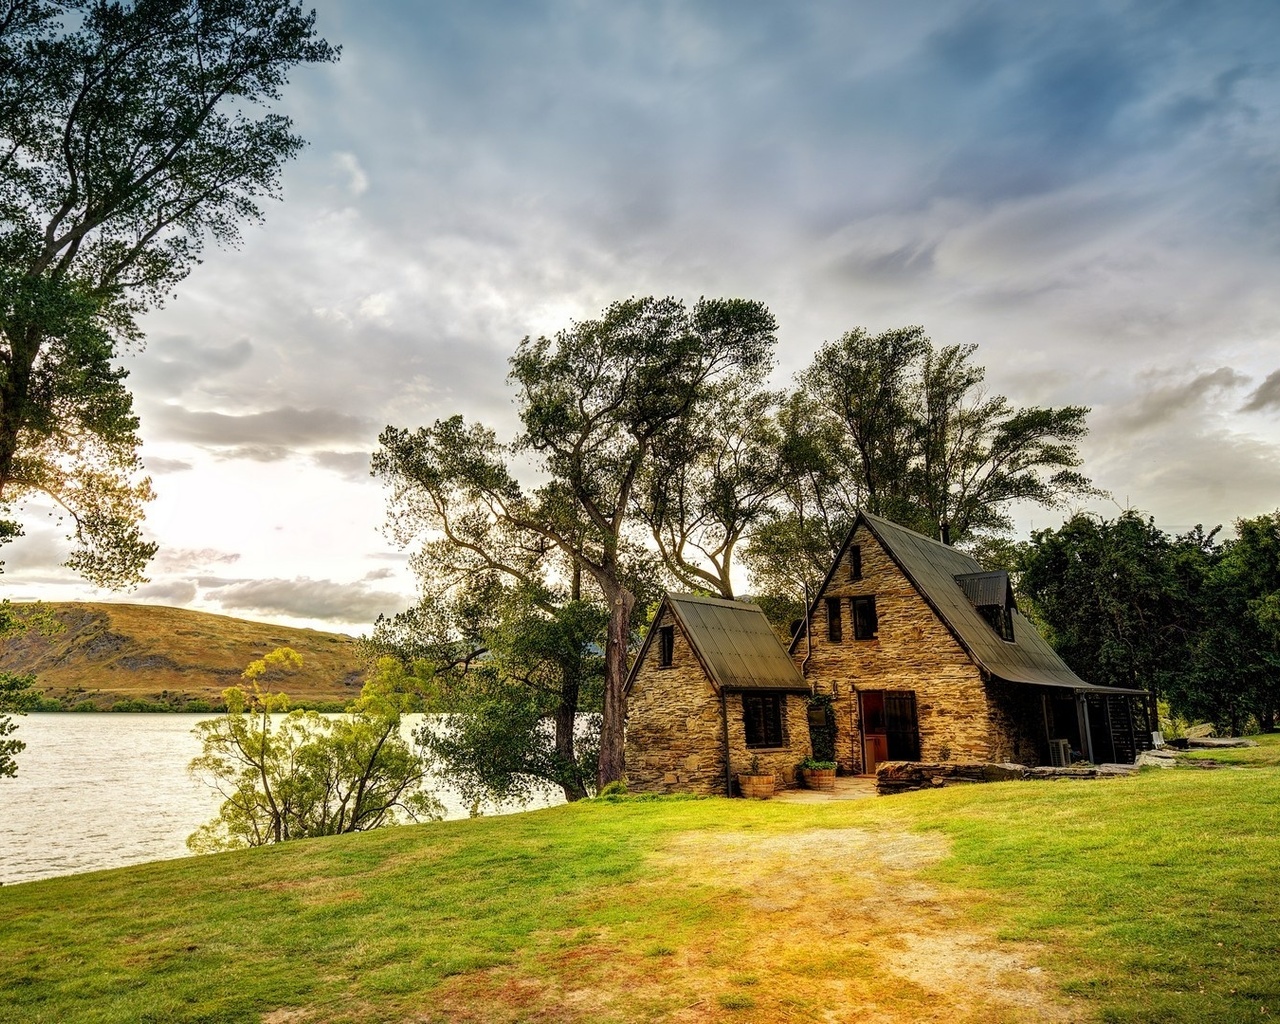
[626,605,812,796]
[877,760,1128,795]
[793,523,1011,773]
[986,680,1050,765]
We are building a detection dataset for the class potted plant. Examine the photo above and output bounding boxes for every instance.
[799,758,837,791]
[737,755,775,799]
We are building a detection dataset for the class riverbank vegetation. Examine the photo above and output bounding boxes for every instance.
[2,743,1277,1024]
[187,649,439,852]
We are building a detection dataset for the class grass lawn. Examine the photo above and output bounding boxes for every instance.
[2,750,1278,1023]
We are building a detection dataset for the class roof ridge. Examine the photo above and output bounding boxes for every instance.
[666,593,757,609]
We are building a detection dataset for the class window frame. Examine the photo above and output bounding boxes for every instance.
[742,692,786,748]
[657,624,675,667]
[825,596,843,642]
[852,595,878,640]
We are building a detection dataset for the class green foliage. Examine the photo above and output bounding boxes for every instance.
[187,649,440,852]
[368,579,607,804]
[746,327,1097,595]
[0,598,60,774]
[375,295,777,788]
[0,1,337,586]
[1018,511,1216,695]
[1020,510,1280,734]
[1184,511,1280,733]
[798,758,837,770]
[0,670,37,777]
[598,780,629,797]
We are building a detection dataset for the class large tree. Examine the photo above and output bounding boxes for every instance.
[746,327,1097,597]
[1188,512,1280,734]
[634,377,786,598]
[375,296,775,787]
[0,0,336,585]
[1017,511,1217,698]
[362,572,607,804]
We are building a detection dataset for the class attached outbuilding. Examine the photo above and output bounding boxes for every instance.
[624,593,813,795]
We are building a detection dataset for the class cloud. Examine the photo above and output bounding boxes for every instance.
[141,457,194,474]
[0,528,67,572]
[312,450,373,481]
[1088,427,1280,531]
[1242,369,1280,413]
[333,151,369,196]
[133,337,254,394]
[1115,367,1250,432]
[131,579,199,604]
[148,406,377,450]
[204,576,408,623]
[152,547,241,572]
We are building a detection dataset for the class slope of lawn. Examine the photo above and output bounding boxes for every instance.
[1,749,1277,1024]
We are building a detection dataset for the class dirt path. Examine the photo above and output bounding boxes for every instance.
[430,825,1085,1024]
[652,827,1082,1023]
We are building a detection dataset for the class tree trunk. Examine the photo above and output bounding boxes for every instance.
[0,324,38,496]
[598,587,634,789]
[554,676,587,801]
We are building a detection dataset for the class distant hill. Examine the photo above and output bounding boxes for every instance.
[0,603,368,710]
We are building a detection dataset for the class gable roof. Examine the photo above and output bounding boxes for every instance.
[627,594,809,694]
[795,511,1146,695]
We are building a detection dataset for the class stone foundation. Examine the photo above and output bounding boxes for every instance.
[876,760,1128,795]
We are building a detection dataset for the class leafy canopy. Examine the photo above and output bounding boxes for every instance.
[188,647,439,852]
[0,0,337,586]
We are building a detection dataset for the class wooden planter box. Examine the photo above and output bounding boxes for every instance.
[801,767,837,791]
[737,773,776,799]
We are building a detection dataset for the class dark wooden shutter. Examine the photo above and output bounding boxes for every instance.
[884,690,920,760]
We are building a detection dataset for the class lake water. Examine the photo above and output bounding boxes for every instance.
[0,713,562,886]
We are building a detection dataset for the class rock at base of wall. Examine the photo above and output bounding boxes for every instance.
[876,760,1026,794]
[874,760,1139,793]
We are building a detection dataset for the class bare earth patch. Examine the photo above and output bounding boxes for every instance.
[426,825,1086,1024]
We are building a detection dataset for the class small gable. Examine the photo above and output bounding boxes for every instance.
[629,594,807,694]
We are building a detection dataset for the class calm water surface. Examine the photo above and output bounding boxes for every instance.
[0,713,561,886]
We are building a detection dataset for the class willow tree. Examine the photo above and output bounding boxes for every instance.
[0,0,337,585]
[376,296,776,787]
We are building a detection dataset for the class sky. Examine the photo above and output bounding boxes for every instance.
[6,0,1280,635]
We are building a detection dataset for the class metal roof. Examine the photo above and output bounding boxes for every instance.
[627,594,809,694]
[954,570,1011,608]
[855,512,1129,692]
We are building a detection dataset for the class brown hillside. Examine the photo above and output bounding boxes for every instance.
[1,602,367,709]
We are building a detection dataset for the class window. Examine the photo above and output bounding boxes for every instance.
[743,693,785,747]
[852,595,878,639]
[657,624,675,667]
[825,597,843,642]
[978,604,1014,642]
[849,544,862,580]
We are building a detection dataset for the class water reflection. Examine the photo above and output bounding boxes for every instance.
[0,713,561,886]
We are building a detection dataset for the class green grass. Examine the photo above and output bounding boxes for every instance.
[1172,730,1280,767]
[888,763,1280,1023]
[2,754,1278,1023]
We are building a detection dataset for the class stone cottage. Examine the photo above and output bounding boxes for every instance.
[625,511,1154,795]
[624,593,813,795]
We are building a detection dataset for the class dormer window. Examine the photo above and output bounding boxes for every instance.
[955,571,1016,642]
